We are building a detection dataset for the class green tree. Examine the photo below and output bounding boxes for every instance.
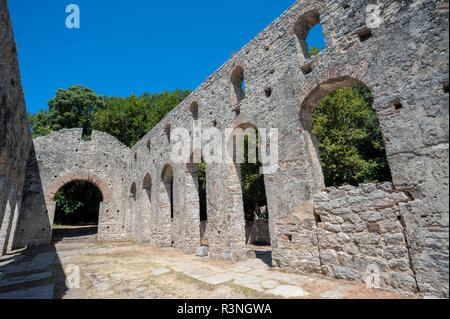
[309,45,325,57]
[54,181,103,225]
[93,89,191,146]
[47,85,106,138]
[92,94,150,147]
[240,131,268,221]
[312,86,392,187]
[28,110,53,138]
[30,86,191,224]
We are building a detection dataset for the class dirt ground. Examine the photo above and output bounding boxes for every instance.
[0,234,419,299]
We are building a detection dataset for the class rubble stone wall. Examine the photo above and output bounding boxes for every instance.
[12,129,130,248]
[0,0,33,256]
[314,183,418,293]
[1,0,448,296]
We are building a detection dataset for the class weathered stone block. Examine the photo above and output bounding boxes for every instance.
[196,246,209,257]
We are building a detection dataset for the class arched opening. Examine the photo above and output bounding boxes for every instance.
[227,124,272,265]
[301,78,392,187]
[160,164,174,247]
[190,102,199,121]
[294,11,327,58]
[231,66,245,105]
[130,182,137,207]
[241,129,271,257]
[165,123,172,142]
[51,181,103,242]
[186,156,208,247]
[142,173,152,204]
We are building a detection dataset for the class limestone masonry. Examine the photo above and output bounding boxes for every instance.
[0,0,448,297]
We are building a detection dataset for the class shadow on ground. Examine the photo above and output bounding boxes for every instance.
[255,250,272,267]
[0,244,67,299]
[52,226,98,243]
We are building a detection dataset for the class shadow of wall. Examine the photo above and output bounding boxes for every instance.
[12,145,52,249]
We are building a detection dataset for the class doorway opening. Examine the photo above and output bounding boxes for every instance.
[52,181,102,242]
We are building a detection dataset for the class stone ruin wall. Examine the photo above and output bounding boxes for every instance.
[0,0,448,297]
[12,129,130,248]
[125,0,448,296]
[277,182,418,292]
[0,0,33,256]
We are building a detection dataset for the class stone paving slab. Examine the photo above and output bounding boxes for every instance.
[0,285,54,299]
[233,275,262,286]
[183,269,216,280]
[0,271,53,288]
[152,268,170,276]
[199,272,244,285]
[265,285,309,298]
[58,246,133,257]
[171,264,203,272]
[110,273,124,280]
[242,283,264,292]
[231,266,253,273]
[320,287,349,299]
[261,280,279,289]
[263,272,307,285]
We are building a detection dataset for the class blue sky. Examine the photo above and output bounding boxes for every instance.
[8,0,326,114]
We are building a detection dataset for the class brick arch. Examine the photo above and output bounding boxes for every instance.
[45,171,112,202]
[296,61,370,110]
[296,73,393,190]
[298,75,371,131]
[290,1,327,33]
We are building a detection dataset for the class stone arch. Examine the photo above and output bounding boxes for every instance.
[299,76,371,131]
[189,101,199,120]
[291,2,327,59]
[298,75,391,187]
[130,182,137,202]
[230,63,247,106]
[45,171,112,203]
[183,152,206,250]
[44,171,112,241]
[220,122,266,261]
[159,163,174,247]
[142,173,152,202]
[164,123,172,142]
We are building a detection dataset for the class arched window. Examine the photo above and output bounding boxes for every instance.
[294,11,326,59]
[130,182,137,202]
[231,66,245,105]
[142,173,152,203]
[190,102,199,120]
[301,78,392,187]
[165,123,171,142]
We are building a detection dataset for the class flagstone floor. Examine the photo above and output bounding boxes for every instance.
[0,239,417,299]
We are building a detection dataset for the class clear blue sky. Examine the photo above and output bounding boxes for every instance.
[8,0,326,114]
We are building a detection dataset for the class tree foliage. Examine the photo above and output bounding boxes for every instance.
[312,86,392,187]
[93,89,191,146]
[308,45,324,57]
[30,85,190,224]
[31,78,391,224]
[241,131,268,221]
[29,85,191,147]
[53,181,103,225]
